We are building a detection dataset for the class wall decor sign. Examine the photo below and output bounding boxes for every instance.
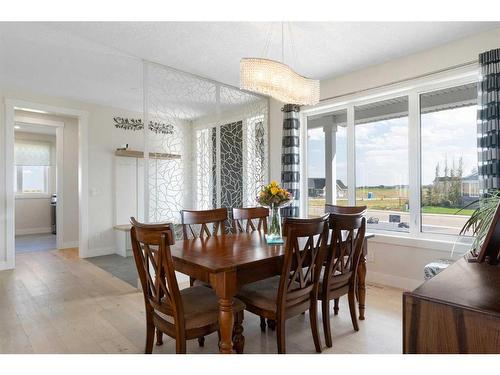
[113,117,174,135]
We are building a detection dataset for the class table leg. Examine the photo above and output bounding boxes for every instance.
[357,245,367,320]
[211,271,237,354]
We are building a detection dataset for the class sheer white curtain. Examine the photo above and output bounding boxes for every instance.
[14,140,54,166]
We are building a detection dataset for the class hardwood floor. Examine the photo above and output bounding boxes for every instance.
[0,249,402,354]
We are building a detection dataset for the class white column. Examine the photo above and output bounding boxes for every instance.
[347,106,356,205]
[324,122,337,205]
[215,84,221,208]
[142,61,150,222]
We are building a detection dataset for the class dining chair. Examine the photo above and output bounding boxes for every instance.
[232,207,269,233]
[236,215,329,354]
[180,208,228,239]
[324,203,366,315]
[130,217,245,354]
[181,208,228,287]
[324,203,367,215]
[318,212,366,348]
[232,206,271,331]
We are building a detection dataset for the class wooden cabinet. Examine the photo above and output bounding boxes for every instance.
[403,257,500,353]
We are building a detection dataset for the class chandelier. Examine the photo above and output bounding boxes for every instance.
[240,23,320,106]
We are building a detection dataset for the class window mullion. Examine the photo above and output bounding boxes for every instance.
[408,92,422,236]
[347,105,356,206]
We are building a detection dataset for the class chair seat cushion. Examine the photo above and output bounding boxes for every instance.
[156,285,245,330]
[236,276,281,313]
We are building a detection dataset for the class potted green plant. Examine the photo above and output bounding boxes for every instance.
[460,190,500,252]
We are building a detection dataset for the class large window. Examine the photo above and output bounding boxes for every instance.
[420,83,478,235]
[355,97,409,232]
[302,69,479,243]
[14,139,53,195]
[15,166,49,194]
[307,110,347,217]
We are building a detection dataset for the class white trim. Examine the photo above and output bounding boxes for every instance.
[300,64,480,246]
[15,193,51,199]
[4,99,89,267]
[55,126,64,251]
[346,105,355,206]
[15,116,64,128]
[61,240,79,249]
[15,227,52,235]
[408,92,421,236]
[84,246,115,257]
[301,64,478,117]
[4,101,15,269]
[299,114,308,214]
[368,231,471,253]
[366,270,422,291]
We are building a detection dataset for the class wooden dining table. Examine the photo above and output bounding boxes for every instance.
[170,231,374,354]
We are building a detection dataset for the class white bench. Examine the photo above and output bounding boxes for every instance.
[114,224,132,257]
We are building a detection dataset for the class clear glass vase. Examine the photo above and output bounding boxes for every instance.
[267,204,282,241]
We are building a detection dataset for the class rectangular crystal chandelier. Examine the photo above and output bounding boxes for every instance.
[240,58,320,106]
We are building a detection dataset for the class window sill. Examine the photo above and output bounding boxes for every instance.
[367,230,472,254]
[15,194,51,200]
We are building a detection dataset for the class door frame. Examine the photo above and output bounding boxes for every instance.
[4,99,89,269]
[14,115,65,249]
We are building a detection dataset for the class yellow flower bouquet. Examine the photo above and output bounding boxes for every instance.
[256,181,293,242]
[256,181,293,208]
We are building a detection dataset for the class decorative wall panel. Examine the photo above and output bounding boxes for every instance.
[144,61,268,238]
[220,121,243,230]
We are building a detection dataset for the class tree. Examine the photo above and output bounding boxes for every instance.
[429,156,465,208]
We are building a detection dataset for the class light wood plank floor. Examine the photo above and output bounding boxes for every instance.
[0,249,403,354]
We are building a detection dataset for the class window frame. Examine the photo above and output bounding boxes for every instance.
[14,165,51,198]
[300,65,479,247]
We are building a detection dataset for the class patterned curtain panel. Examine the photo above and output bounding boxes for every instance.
[217,121,243,231]
[281,104,301,218]
[478,48,500,192]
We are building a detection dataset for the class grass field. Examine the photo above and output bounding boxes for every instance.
[309,186,475,217]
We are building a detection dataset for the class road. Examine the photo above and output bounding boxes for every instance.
[309,207,471,235]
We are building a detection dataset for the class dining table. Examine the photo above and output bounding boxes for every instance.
[170,231,374,354]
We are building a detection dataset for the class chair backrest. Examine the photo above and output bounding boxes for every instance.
[180,208,228,239]
[232,207,269,233]
[323,213,366,290]
[130,217,184,327]
[325,203,367,215]
[278,215,329,316]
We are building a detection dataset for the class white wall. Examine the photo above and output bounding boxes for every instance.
[267,27,500,290]
[14,130,56,235]
[0,87,145,265]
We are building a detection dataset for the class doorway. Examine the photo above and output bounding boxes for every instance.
[4,99,89,269]
[14,119,61,253]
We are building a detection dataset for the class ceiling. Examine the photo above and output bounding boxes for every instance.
[0,22,499,112]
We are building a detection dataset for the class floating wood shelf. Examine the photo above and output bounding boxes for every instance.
[115,149,181,160]
[113,224,132,232]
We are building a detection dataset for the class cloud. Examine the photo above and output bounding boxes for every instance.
[307,105,478,186]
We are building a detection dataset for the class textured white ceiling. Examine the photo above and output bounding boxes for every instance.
[0,22,498,112]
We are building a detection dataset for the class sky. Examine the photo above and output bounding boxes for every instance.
[307,105,478,187]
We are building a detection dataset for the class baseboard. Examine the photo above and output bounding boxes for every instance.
[366,270,423,291]
[0,260,15,271]
[61,241,79,249]
[81,246,115,258]
[15,227,52,236]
